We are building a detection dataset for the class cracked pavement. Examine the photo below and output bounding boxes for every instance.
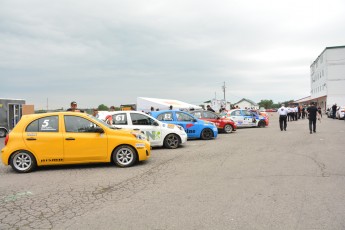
[1,114,345,229]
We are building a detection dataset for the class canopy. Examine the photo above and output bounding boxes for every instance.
[137,97,202,112]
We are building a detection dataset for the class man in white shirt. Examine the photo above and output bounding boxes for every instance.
[277,104,288,131]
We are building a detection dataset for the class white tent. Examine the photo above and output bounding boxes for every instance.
[137,97,202,112]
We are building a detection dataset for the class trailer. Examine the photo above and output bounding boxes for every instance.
[0,98,26,137]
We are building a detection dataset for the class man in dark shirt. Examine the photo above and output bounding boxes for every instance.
[307,102,319,134]
[67,101,84,113]
[332,104,337,119]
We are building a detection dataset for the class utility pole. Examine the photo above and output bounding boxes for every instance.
[222,82,226,108]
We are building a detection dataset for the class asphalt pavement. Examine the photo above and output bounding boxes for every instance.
[0,113,345,230]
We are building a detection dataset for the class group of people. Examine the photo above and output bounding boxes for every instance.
[66,101,117,120]
[278,103,321,134]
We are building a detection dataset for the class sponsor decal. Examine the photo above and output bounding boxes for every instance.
[167,124,175,129]
[41,159,63,163]
[27,133,37,136]
[186,124,194,129]
[146,131,161,140]
[186,129,196,133]
[135,143,145,148]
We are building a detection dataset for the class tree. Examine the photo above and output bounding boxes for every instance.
[98,104,109,111]
[258,99,273,109]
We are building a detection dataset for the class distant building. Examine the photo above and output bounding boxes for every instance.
[309,45,345,109]
[233,98,258,109]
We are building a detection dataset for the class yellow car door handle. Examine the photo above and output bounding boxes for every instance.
[65,137,75,141]
[26,137,36,141]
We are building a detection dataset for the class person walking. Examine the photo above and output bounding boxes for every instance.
[277,104,288,131]
[332,103,337,119]
[307,102,320,134]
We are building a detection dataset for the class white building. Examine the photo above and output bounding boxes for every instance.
[233,98,259,110]
[310,46,345,110]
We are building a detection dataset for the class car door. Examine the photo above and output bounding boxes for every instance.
[63,115,107,162]
[202,111,220,128]
[229,110,243,127]
[175,111,199,138]
[129,112,162,146]
[23,115,64,164]
[242,110,257,127]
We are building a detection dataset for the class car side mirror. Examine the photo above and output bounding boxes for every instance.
[89,126,104,133]
[152,121,159,126]
[193,119,198,122]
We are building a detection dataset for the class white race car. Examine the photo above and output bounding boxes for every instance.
[98,111,187,149]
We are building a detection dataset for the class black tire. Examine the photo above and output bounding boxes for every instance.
[258,120,266,128]
[223,124,233,133]
[10,151,37,173]
[0,128,7,138]
[163,134,180,149]
[112,145,138,167]
[200,128,213,140]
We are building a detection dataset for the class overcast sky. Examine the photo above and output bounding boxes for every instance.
[1,0,345,109]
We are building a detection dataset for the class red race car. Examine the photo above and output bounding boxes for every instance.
[189,110,237,133]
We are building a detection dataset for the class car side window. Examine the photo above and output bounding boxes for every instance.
[64,116,100,133]
[157,112,173,121]
[193,112,202,119]
[204,111,217,119]
[130,113,154,125]
[243,110,252,116]
[112,113,128,125]
[26,116,59,132]
[231,111,241,116]
[176,112,194,122]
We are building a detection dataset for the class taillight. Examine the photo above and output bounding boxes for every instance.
[4,135,9,145]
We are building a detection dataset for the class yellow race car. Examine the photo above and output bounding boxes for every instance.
[1,112,150,173]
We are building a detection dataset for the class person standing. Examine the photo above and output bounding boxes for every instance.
[92,108,99,118]
[277,104,288,131]
[67,101,84,112]
[307,102,320,134]
[332,103,337,119]
[206,105,215,112]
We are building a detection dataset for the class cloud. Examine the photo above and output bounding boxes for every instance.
[1,0,344,109]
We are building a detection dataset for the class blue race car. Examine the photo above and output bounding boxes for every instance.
[150,110,218,140]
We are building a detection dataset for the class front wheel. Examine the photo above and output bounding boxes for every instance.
[10,151,37,173]
[163,134,180,149]
[200,128,213,140]
[223,124,233,133]
[112,145,138,167]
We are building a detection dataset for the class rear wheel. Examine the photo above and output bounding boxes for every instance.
[258,120,266,128]
[163,134,180,149]
[112,145,137,167]
[10,151,37,173]
[201,128,213,140]
[223,124,233,133]
[0,128,7,138]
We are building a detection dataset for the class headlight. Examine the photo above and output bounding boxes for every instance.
[132,132,147,140]
[176,125,184,131]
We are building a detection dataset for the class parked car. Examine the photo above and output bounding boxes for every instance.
[265,109,277,112]
[220,109,268,128]
[150,110,218,140]
[1,112,150,173]
[98,111,187,149]
[336,106,345,119]
[189,110,237,133]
